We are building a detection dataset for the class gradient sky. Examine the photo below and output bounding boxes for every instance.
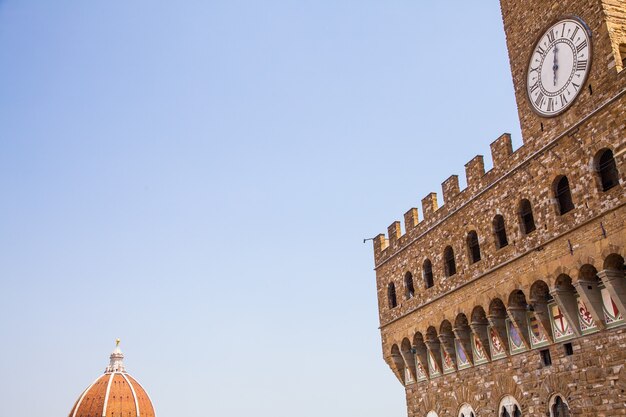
[0,2,522,416]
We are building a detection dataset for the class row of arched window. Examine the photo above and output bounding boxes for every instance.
[386,148,620,309]
[424,394,569,417]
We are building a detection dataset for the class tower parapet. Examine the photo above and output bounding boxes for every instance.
[373,133,530,264]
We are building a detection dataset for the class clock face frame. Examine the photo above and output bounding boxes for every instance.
[526,16,592,118]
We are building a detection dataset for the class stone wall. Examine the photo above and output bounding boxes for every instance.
[601,0,626,71]
[374,95,625,327]
[404,327,626,417]
[371,0,626,416]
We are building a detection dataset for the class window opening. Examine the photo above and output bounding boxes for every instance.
[564,342,573,356]
[404,272,415,299]
[502,406,523,417]
[551,395,571,417]
[494,215,508,249]
[444,246,456,277]
[500,395,522,417]
[556,176,574,215]
[467,231,481,264]
[540,348,552,367]
[598,149,619,191]
[458,404,475,417]
[519,199,536,234]
[423,259,434,289]
[387,283,397,309]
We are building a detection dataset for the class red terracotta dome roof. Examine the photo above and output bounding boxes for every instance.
[69,341,156,417]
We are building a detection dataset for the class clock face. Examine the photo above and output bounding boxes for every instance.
[526,18,592,117]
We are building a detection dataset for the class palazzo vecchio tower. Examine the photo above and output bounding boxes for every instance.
[370,1,626,416]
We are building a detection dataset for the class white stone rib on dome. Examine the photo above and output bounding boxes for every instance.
[71,376,102,417]
[122,372,142,417]
[131,375,159,417]
[101,372,115,417]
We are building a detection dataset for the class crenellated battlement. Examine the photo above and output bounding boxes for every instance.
[373,132,519,262]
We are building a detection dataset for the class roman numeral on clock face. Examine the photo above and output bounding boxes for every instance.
[535,92,545,108]
[547,98,555,112]
[577,40,588,53]
[570,26,579,41]
[536,45,546,57]
[560,93,568,107]
[576,60,588,71]
[547,29,555,43]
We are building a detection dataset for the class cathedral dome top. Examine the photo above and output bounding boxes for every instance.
[68,341,156,417]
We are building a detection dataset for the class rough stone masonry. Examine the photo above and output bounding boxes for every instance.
[371,1,626,416]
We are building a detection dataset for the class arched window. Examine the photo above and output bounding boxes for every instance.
[467,231,481,263]
[519,199,536,234]
[500,395,522,417]
[423,259,434,289]
[550,395,570,417]
[555,176,574,215]
[458,404,475,417]
[444,246,456,277]
[404,272,415,299]
[597,149,619,191]
[426,412,438,417]
[387,283,397,308]
[493,215,508,249]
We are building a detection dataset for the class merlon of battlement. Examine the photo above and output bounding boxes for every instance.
[465,155,485,189]
[421,192,439,220]
[387,221,402,244]
[490,133,513,170]
[404,208,419,232]
[442,175,460,204]
[374,233,388,252]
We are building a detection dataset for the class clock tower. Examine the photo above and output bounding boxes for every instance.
[500,0,626,143]
[370,1,625,416]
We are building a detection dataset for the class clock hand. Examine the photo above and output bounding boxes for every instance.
[553,45,559,87]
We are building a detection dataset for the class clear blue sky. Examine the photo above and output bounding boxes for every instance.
[0,2,522,416]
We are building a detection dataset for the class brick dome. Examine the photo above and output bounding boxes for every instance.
[69,341,156,417]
